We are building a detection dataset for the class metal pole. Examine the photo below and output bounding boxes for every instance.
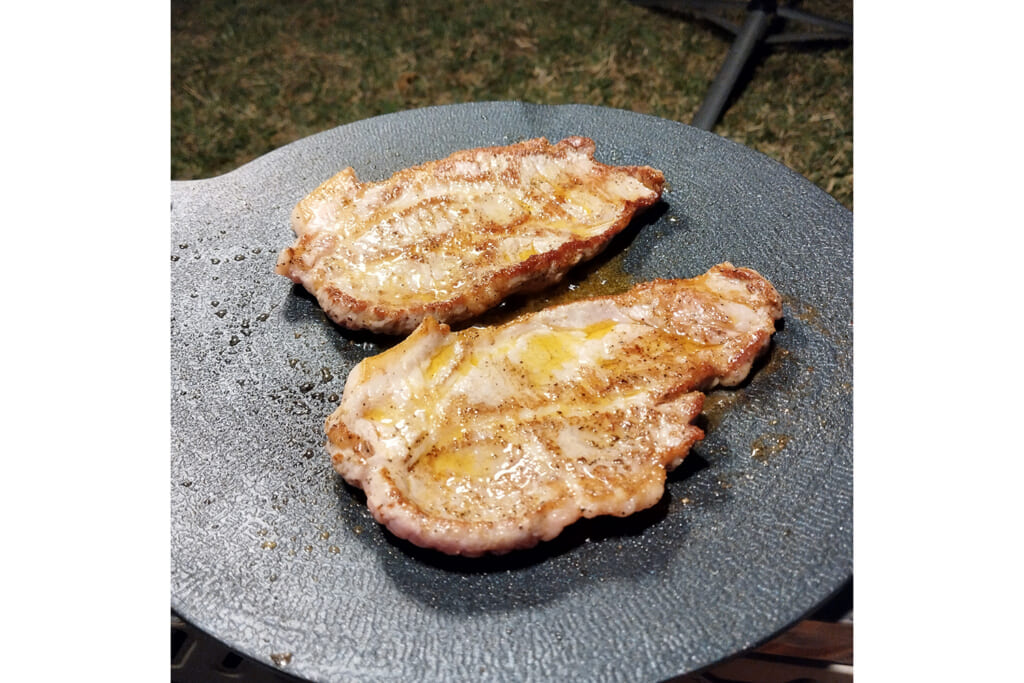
[691,1,775,130]
[777,6,852,37]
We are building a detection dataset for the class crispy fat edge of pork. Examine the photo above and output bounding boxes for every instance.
[276,137,666,335]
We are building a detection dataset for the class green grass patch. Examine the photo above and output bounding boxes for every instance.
[172,0,852,209]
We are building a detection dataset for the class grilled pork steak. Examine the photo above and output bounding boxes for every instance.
[326,263,783,556]
[276,137,664,334]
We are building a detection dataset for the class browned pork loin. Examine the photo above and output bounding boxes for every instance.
[326,263,783,556]
[276,137,664,334]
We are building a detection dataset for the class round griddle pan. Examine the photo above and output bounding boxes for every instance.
[171,102,852,682]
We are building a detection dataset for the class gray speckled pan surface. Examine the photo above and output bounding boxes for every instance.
[170,102,852,682]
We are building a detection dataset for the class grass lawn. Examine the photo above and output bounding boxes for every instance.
[171,0,852,209]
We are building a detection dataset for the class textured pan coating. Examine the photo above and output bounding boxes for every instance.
[276,137,664,334]
[327,263,783,556]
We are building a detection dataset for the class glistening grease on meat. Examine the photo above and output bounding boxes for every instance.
[276,137,664,334]
[327,263,783,556]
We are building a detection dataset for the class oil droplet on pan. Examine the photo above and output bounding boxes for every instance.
[751,433,790,463]
[270,653,292,667]
[700,391,741,431]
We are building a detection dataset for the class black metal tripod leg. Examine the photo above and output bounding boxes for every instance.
[691,5,773,130]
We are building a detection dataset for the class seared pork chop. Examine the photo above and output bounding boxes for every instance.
[276,137,664,334]
[327,263,783,556]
